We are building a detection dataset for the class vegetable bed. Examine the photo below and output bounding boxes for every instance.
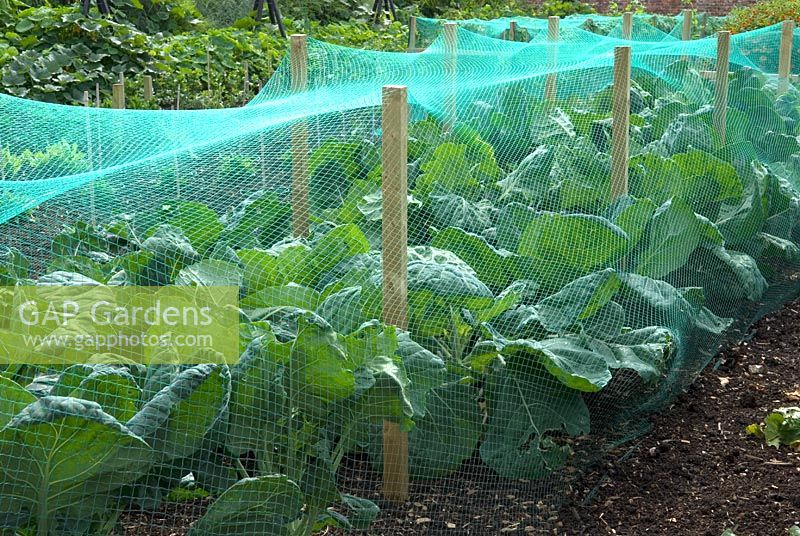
[1,61,800,536]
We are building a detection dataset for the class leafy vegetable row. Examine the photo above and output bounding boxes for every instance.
[1,65,800,535]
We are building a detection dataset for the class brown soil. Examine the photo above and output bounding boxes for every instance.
[119,498,211,536]
[561,302,800,536]
[117,301,800,536]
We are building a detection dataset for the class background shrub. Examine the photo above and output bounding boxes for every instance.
[725,0,800,34]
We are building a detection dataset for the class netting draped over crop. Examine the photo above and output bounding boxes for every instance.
[0,16,799,536]
[415,13,731,45]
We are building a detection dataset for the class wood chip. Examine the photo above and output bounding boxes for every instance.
[415,517,432,524]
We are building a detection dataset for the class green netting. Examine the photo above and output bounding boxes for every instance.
[415,13,731,47]
[0,17,799,536]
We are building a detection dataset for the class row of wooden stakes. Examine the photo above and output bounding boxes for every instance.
[74,15,798,502]
[317,16,797,503]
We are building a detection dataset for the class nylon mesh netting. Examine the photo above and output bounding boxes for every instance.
[0,16,799,536]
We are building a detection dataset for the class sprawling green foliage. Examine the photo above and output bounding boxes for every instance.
[2,56,800,533]
[412,0,593,19]
[0,3,406,107]
[1,2,799,534]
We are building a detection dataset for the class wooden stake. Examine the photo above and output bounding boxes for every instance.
[443,22,457,52]
[508,20,517,42]
[547,16,559,40]
[290,34,310,238]
[778,20,795,95]
[381,85,409,504]
[176,84,181,110]
[443,22,457,132]
[713,31,731,145]
[244,61,250,96]
[545,16,559,102]
[95,83,100,108]
[112,83,125,109]
[291,34,309,91]
[143,75,153,100]
[82,90,95,225]
[611,46,631,199]
[682,9,692,41]
[408,15,417,51]
[622,12,633,41]
[206,48,213,92]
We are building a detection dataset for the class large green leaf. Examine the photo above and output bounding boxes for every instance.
[517,212,628,289]
[139,225,199,285]
[285,224,370,287]
[403,256,495,337]
[0,397,152,531]
[497,145,555,202]
[708,247,768,302]
[428,193,494,234]
[414,142,501,201]
[188,476,303,536]
[631,150,742,212]
[496,202,537,251]
[341,322,410,420]
[288,318,355,414]
[581,300,625,340]
[488,304,548,341]
[759,131,800,163]
[237,249,283,293]
[605,196,657,252]
[308,142,365,214]
[175,259,243,287]
[222,191,291,249]
[431,227,515,291]
[368,376,481,480]
[317,285,378,335]
[741,232,800,268]
[656,113,714,155]
[602,326,675,381]
[65,368,141,422]
[553,139,612,212]
[162,202,224,254]
[480,362,589,479]
[127,364,230,463]
[501,337,612,393]
[716,171,767,245]
[342,324,446,422]
[535,268,621,334]
[242,284,320,312]
[226,332,287,456]
[635,197,721,279]
[0,376,36,428]
[618,273,732,338]
[673,150,743,203]
[395,331,447,419]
